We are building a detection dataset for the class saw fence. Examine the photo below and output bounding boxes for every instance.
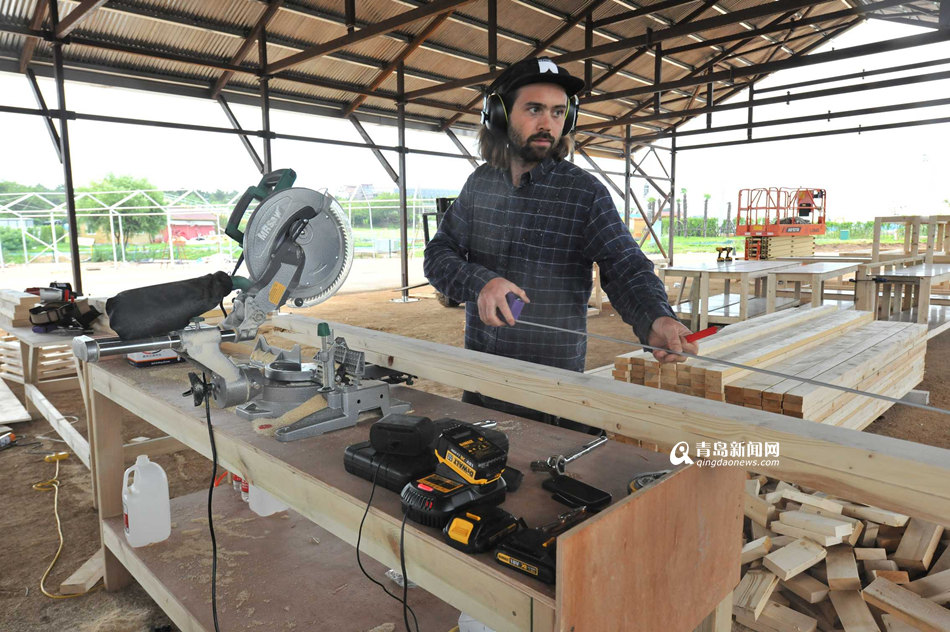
[612,305,927,430]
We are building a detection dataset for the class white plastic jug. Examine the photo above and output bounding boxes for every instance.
[248,483,288,517]
[122,455,171,547]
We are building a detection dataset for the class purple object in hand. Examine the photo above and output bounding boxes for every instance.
[506,292,525,321]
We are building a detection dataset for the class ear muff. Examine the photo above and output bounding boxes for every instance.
[481,91,509,136]
[563,94,579,134]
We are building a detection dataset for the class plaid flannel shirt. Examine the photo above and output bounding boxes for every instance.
[423,157,675,373]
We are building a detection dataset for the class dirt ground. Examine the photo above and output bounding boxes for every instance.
[2,247,948,631]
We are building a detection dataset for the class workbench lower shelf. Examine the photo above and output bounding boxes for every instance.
[102,488,461,631]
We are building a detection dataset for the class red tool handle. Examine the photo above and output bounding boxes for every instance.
[685,326,718,343]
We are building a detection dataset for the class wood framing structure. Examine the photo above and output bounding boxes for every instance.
[86,350,743,631]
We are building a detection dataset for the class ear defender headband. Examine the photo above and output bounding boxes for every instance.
[480,86,579,136]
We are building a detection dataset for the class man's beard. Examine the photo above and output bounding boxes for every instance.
[508,129,557,163]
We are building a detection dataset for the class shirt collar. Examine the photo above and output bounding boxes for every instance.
[519,157,558,186]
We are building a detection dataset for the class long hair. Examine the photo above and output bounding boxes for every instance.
[478,126,574,171]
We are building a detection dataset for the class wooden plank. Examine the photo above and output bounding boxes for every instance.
[735,600,818,632]
[771,522,843,547]
[854,548,888,561]
[275,317,950,526]
[25,383,90,468]
[781,573,830,604]
[781,490,845,514]
[892,519,945,571]
[693,591,732,632]
[828,590,880,632]
[869,570,910,584]
[743,536,774,564]
[556,464,743,632]
[733,569,781,619]
[90,389,133,591]
[59,550,104,595]
[780,511,853,537]
[907,569,950,605]
[826,546,863,591]
[746,493,779,528]
[122,435,188,460]
[763,539,827,581]
[862,577,950,632]
[0,378,31,423]
[929,547,950,576]
[882,613,928,631]
[841,504,909,528]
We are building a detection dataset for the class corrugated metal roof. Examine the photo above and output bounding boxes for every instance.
[0,0,935,156]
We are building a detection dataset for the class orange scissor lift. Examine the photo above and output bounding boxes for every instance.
[736,187,827,260]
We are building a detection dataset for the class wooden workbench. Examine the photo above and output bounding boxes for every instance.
[87,356,742,632]
[872,263,950,334]
[659,260,800,328]
[764,261,861,313]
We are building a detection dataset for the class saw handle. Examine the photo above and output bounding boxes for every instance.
[224,169,297,245]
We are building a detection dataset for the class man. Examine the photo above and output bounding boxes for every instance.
[424,57,695,426]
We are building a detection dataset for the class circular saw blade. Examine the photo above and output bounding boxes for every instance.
[243,187,353,307]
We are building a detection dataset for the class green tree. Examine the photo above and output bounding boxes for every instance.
[78,174,167,246]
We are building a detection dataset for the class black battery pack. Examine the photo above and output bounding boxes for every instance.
[370,414,434,456]
[343,441,435,493]
[495,529,558,584]
[443,505,523,554]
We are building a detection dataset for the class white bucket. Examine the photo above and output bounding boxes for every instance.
[122,455,171,547]
[248,484,288,517]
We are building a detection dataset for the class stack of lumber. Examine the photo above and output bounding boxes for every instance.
[0,333,23,382]
[612,306,927,430]
[747,236,816,259]
[736,475,950,631]
[0,289,40,327]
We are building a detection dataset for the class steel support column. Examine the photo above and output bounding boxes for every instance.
[48,1,83,294]
[394,62,414,303]
[624,125,631,227]
[669,132,676,267]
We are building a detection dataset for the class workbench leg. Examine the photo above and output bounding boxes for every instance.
[766,278,777,314]
[881,284,892,319]
[810,275,821,307]
[699,273,709,330]
[739,274,749,321]
[91,390,132,591]
[918,278,932,325]
[20,341,38,417]
[692,590,732,632]
[901,282,913,312]
[723,279,731,300]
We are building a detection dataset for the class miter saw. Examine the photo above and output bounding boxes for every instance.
[72,169,411,441]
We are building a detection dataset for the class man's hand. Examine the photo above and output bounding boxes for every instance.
[477,277,530,326]
[647,316,697,364]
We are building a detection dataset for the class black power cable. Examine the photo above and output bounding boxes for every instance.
[200,372,222,632]
[356,461,419,632]
[399,512,417,632]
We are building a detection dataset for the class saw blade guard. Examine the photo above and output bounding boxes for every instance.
[242,187,354,309]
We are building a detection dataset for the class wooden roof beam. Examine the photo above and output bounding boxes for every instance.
[17,0,48,73]
[211,0,284,98]
[342,11,451,117]
[266,0,475,75]
[55,0,109,39]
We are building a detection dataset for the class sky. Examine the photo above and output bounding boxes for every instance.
[1,19,948,222]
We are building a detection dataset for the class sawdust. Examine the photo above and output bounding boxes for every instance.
[367,624,396,632]
[77,603,153,632]
[235,589,250,609]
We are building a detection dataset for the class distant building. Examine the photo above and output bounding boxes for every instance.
[159,210,217,242]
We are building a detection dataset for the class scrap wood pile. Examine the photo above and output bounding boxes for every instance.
[612,305,927,430]
[0,289,40,327]
[746,235,816,259]
[735,475,950,631]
